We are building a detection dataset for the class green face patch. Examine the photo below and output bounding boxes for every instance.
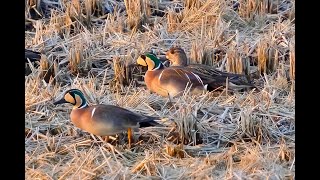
[68,89,88,108]
[145,54,162,70]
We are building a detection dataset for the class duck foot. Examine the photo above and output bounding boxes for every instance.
[127,128,133,149]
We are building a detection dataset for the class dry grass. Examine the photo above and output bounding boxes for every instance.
[26,0,295,179]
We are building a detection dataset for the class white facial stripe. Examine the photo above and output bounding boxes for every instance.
[153,62,162,70]
[91,107,96,118]
[158,70,164,81]
[190,72,204,86]
[78,102,88,109]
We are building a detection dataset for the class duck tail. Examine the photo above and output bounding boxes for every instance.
[139,121,161,127]
[139,116,163,127]
[203,74,259,91]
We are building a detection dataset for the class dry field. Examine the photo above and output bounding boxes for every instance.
[25,0,295,179]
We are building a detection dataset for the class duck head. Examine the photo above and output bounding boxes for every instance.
[53,89,88,109]
[165,47,188,66]
[137,53,164,71]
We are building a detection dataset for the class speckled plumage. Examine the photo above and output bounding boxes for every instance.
[166,47,256,91]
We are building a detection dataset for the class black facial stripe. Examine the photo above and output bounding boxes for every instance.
[141,55,147,64]
[68,91,77,105]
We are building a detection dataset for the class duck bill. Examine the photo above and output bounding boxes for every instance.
[53,98,67,105]
[136,56,147,66]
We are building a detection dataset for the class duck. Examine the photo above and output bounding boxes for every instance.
[53,88,161,148]
[136,53,207,98]
[165,47,256,91]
